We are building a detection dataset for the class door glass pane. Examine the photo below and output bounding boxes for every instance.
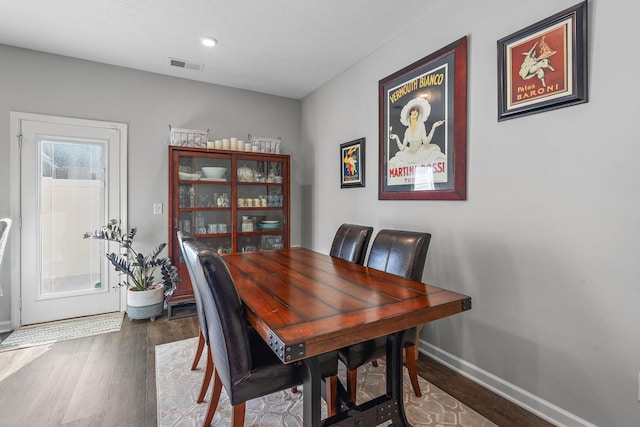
[40,139,105,297]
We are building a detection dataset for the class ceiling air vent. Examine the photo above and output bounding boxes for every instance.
[168,57,204,72]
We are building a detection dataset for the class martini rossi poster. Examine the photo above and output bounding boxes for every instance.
[379,37,467,200]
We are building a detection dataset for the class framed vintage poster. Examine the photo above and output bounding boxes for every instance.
[379,36,467,200]
[497,1,588,121]
[340,137,365,188]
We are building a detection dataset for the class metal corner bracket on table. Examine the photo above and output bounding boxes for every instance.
[269,329,306,362]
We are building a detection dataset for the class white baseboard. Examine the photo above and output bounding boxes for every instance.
[0,320,11,334]
[420,341,596,427]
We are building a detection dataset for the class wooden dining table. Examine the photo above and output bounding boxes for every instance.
[222,247,472,427]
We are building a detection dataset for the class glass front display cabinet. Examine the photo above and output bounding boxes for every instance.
[167,146,290,317]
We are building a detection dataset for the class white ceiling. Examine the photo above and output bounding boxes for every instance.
[0,0,433,99]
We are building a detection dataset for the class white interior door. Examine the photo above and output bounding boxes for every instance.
[13,113,127,325]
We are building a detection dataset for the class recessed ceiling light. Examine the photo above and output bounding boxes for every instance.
[201,36,217,47]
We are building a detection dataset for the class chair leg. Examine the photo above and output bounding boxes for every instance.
[203,369,223,427]
[192,330,205,370]
[404,345,422,397]
[197,346,214,403]
[232,402,246,427]
[325,375,338,417]
[346,368,358,404]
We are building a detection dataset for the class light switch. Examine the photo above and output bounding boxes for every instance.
[153,203,163,215]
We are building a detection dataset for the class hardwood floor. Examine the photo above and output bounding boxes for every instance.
[0,314,553,427]
[416,357,554,427]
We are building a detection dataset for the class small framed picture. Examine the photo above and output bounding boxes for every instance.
[340,138,365,189]
[497,1,588,121]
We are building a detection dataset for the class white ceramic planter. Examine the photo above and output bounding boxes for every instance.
[127,285,164,321]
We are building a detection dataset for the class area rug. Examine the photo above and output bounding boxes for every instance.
[156,337,496,426]
[0,311,124,352]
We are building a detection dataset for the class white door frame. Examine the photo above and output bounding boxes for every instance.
[9,112,128,329]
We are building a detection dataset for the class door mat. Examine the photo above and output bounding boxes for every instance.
[156,337,497,426]
[0,311,124,352]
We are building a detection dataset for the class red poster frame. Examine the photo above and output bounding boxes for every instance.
[378,36,467,201]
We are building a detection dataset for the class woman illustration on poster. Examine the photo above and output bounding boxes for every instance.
[389,97,445,169]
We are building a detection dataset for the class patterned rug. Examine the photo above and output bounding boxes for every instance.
[0,311,124,352]
[156,337,496,426]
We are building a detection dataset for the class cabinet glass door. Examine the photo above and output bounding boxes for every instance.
[236,158,285,252]
[177,154,232,255]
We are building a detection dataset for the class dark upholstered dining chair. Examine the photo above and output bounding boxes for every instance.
[329,223,373,265]
[338,229,431,403]
[182,239,339,426]
[177,231,213,404]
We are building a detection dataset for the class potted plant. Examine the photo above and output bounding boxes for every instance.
[84,219,179,320]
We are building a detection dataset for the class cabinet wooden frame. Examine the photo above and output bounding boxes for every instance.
[167,146,290,312]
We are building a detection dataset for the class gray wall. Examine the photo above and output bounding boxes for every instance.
[301,1,639,426]
[0,44,302,328]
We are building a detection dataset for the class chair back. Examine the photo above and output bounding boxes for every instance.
[330,224,373,265]
[366,229,431,281]
[177,231,208,342]
[182,239,252,393]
